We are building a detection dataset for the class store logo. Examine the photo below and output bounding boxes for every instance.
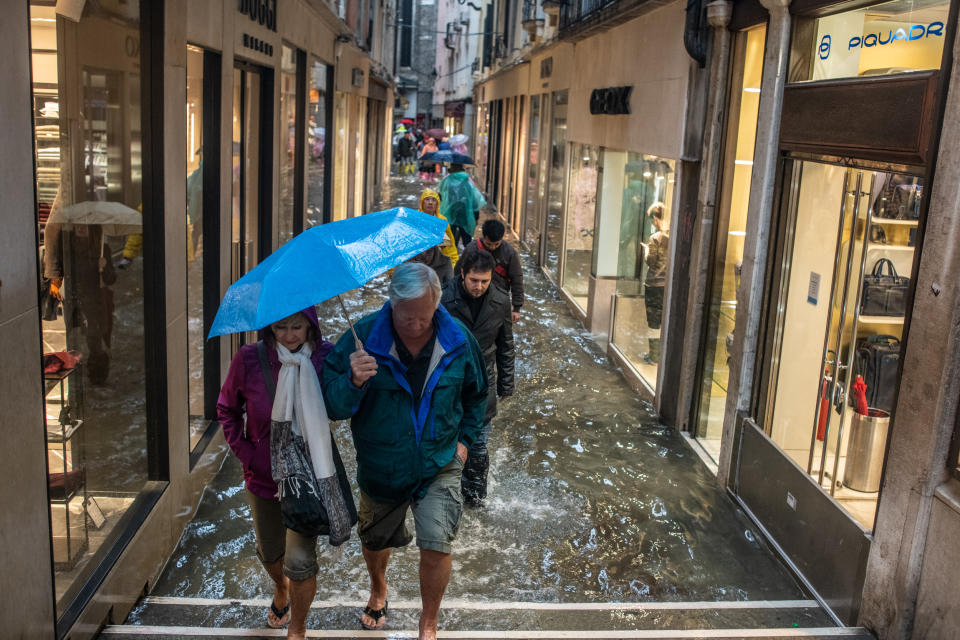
[848,21,943,51]
[589,86,632,115]
[239,0,278,32]
[819,34,831,60]
[819,22,944,59]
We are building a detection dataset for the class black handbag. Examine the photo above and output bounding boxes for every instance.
[861,258,909,316]
[852,335,900,413]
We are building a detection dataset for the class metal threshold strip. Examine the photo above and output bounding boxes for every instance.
[140,596,822,610]
[101,626,872,638]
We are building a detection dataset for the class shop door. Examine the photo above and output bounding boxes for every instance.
[735,159,922,624]
[231,63,272,349]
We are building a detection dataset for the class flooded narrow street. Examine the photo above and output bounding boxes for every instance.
[118,176,850,637]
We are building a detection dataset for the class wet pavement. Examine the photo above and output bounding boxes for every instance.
[109,175,869,638]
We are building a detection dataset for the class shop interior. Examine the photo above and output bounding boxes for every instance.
[561,143,600,311]
[765,161,921,530]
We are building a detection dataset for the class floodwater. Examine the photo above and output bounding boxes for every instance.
[133,175,813,631]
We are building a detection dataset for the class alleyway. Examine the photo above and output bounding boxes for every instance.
[104,177,871,639]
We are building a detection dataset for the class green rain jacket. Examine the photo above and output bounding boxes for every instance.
[438,171,487,234]
[323,302,489,503]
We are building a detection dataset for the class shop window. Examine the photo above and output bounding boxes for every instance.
[761,160,922,531]
[278,44,300,244]
[306,59,331,228]
[693,25,765,461]
[789,0,950,83]
[561,143,600,310]
[31,0,157,621]
[543,90,568,281]
[522,94,542,250]
[353,95,368,218]
[333,91,348,221]
[474,102,490,190]
[603,152,676,386]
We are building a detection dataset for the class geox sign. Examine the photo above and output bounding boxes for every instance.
[589,86,632,115]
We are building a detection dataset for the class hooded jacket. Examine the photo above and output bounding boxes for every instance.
[438,171,486,235]
[420,189,459,265]
[322,302,488,503]
[441,278,514,422]
[217,307,334,500]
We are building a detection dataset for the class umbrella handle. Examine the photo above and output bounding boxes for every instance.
[337,294,363,351]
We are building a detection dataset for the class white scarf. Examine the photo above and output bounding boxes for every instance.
[271,343,335,480]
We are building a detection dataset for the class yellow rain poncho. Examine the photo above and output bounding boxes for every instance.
[420,189,459,264]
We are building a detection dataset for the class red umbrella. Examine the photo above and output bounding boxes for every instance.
[399,118,414,125]
[852,375,869,415]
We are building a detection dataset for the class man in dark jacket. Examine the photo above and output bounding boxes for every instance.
[441,250,514,507]
[454,219,524,322]
[323,263,488,639]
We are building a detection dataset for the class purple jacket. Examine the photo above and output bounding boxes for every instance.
[216,307,334,500]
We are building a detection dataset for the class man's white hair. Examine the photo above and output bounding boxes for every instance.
[389,262,441,309]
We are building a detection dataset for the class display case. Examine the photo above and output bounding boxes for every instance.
[45,364,88,569]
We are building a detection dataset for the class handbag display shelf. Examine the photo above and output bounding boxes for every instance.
[45,362,88,570]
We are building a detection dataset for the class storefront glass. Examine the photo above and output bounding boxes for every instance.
[278,45,299,244]
[353,95,368,218]
[694,25,765,460]
[762,160,921,530]
[523,95,542,250]
[30,1,150,615]
[561,143,600,309]
[604,152,676,385]
[186,45,206,450]
[474,102,490,189]
[333,91,348,220]
[306,59,329,228]
[789,0,949,82]
[543,90,568,282]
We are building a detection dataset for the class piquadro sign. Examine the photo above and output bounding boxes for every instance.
[819,21,944,60]
[589,86,632,115]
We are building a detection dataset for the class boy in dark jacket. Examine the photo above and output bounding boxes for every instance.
[441,250,515,506]
[454,219,524,322]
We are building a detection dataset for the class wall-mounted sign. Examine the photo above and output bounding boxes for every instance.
[589,86,632,115]
[352,68,365,88]
[239,0,278,32]
[819,21,944,60]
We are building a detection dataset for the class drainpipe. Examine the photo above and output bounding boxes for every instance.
[717,0,792,486]
[675,0,733,436]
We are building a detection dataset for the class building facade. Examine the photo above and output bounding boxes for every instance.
[475,0,960,636]
[1,1,393,637]
[395,0,440,127]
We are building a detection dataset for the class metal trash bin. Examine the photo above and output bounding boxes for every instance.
[843,409,890,493]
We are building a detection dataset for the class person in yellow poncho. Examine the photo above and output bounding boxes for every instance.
[419,188,459,264]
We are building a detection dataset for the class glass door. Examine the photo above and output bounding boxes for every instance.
[542,90,568,282]
[762,160,920,530]
[232,64,266,349]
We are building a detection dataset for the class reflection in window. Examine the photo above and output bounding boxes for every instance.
[306,59,329,228]
[31,1,149,616]
[695,24,765,459]
[562,144,600,309]
[543,90,568,282]
[523,95,541,249]
[278,45,299,244]
[790,0,949,82]
[605,152,676,384]
[333,91,348,221]
[186,45,206,449]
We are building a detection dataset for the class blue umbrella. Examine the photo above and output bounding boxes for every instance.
[420,150,474,165]
[208,207,448,340]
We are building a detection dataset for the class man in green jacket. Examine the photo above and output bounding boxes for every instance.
[323,263,488,639]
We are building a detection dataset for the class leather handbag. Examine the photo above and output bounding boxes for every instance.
[861,258,909,316]
[852,335,900,413]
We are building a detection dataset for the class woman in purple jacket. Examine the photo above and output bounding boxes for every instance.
[217,307,334,637]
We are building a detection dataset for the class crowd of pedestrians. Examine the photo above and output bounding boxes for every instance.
[218,129,525,640]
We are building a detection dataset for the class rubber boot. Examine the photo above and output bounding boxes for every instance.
[643,338,660,365]
[461,450,490,507]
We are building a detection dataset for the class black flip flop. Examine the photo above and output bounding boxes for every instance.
[267,600,290,629]
[360,600,388,630]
